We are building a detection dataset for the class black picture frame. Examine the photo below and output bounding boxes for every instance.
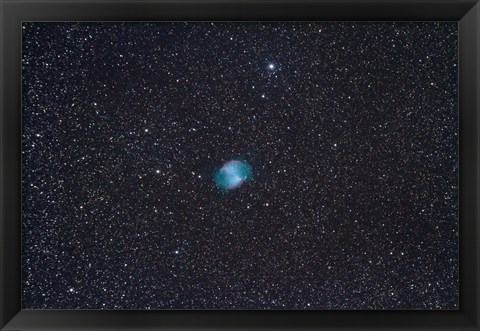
[1,0,479,330]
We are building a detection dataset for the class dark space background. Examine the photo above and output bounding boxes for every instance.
[21,22,458,309]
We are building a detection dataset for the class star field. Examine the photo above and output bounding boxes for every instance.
[22,22,458,309]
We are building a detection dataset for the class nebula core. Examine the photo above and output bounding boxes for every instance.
[214,160,252,190]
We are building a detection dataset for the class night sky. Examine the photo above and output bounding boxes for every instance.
[22,22,458,310]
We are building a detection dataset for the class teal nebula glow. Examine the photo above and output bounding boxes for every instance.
[214,160,252,190]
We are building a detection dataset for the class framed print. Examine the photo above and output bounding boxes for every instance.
[1,0,479,330]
